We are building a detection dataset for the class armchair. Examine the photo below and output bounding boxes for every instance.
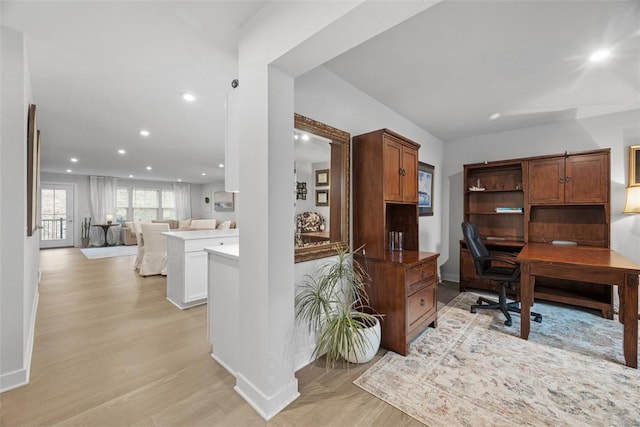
[461,221,542,326]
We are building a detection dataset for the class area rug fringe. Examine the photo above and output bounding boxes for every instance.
[354,292,640,426]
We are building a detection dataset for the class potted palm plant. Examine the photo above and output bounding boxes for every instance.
[81,217,91,248]
[295,244,382,368]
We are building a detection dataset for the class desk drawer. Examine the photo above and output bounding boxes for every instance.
[407,259,437,292]
[407,283,436,329]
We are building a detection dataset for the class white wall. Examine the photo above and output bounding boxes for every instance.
[0,26,39,393]
[197,180,238,224]
[440,109,640,282]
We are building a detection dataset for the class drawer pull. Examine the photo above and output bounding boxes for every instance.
[420,298,425,306]
[420,270,426,278]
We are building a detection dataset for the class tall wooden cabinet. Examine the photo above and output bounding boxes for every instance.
[353,129,439,356]
[460,148,613,318]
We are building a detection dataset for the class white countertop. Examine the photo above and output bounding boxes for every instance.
[205,243,239,261]
[163,229,239,240]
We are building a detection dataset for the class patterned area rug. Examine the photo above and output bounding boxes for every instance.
[80,245,138,259]
[354,292,640,426]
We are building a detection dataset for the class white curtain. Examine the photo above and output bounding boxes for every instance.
[173,182,191,220]
[89,176,120,246]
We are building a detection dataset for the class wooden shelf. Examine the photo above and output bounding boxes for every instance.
[467,189,523,194]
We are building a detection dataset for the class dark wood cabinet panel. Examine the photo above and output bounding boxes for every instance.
[382,133,418,203]
[565,153,609,203]
[528,158,565,204]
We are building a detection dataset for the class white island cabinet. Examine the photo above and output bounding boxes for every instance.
[205,244,239,376]
[164,229,239,309]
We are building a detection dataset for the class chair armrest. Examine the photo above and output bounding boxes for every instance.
[480,255,518,266]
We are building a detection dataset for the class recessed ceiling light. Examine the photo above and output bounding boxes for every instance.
[129,174,134,178]
[70,157,78,162]
[140,130,150,137]
[66,169,72,173]
[218,163,224,168]
[118,149,126,154]
[146,166,152,170]
[201,172,206,176]
[489,113,501,120]
[589,49,611,62]
[181,92,196,102]
[178,178,182,182]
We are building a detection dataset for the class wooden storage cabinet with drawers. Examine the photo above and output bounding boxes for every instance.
[460,148,613,317]
[357,251,439,356]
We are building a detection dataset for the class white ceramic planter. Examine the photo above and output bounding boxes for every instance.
[342,317,381,364]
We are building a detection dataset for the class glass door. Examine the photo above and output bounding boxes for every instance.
[40,183,74,248]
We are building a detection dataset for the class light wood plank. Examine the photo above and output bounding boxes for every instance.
[1,247,457,426]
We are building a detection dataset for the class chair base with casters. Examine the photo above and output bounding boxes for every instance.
[470,281,543,327]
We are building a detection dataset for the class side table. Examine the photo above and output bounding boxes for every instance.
[92,224,118,247]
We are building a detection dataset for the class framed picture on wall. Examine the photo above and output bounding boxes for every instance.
[214,191,235,212]
[630,145,640,187]
[316,189,329,206]
[418,162,434,216]
[26,104,40,236]
[315,169,329,187]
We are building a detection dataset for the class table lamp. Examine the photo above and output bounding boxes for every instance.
[623,187,640,214]
[106,214,113,224]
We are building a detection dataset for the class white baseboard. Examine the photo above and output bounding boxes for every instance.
[441,272,460,283]
[0,290,38,393]
[234,372,299,421]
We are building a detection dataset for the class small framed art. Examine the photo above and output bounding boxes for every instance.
[315,169,329,187]
[418,162,434,216]
[316,189,329,206]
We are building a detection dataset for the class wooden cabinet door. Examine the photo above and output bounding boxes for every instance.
[565,153,608,203]
[528,158,564,204]
[402,145,418,202]
[383,138,403,201]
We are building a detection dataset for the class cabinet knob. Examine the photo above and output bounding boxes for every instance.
[399,168,404,176]
[220,242,224,245]
[559,177,566,183]
[421,270,426,279]
[420,298,425,306]
[565,176,571,182]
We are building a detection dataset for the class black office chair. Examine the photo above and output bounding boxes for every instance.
[461,222,542,326]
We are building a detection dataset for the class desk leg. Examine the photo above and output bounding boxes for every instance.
[621,274,638,368]
[519,262,532,340]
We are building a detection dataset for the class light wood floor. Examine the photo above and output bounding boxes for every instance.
[0,247,459,426]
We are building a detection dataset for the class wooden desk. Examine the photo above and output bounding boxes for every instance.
[517,243,640,368]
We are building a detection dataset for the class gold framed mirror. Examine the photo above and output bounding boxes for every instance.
[294,114,350,263]
[629,145,640,187]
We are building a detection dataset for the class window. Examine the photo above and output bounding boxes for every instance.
[116,187,130,223]
[133,188,159,221]
[116,186,175,221]
[162,189,176,220]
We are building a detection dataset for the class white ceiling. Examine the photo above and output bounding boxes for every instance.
[2,1,639,184]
